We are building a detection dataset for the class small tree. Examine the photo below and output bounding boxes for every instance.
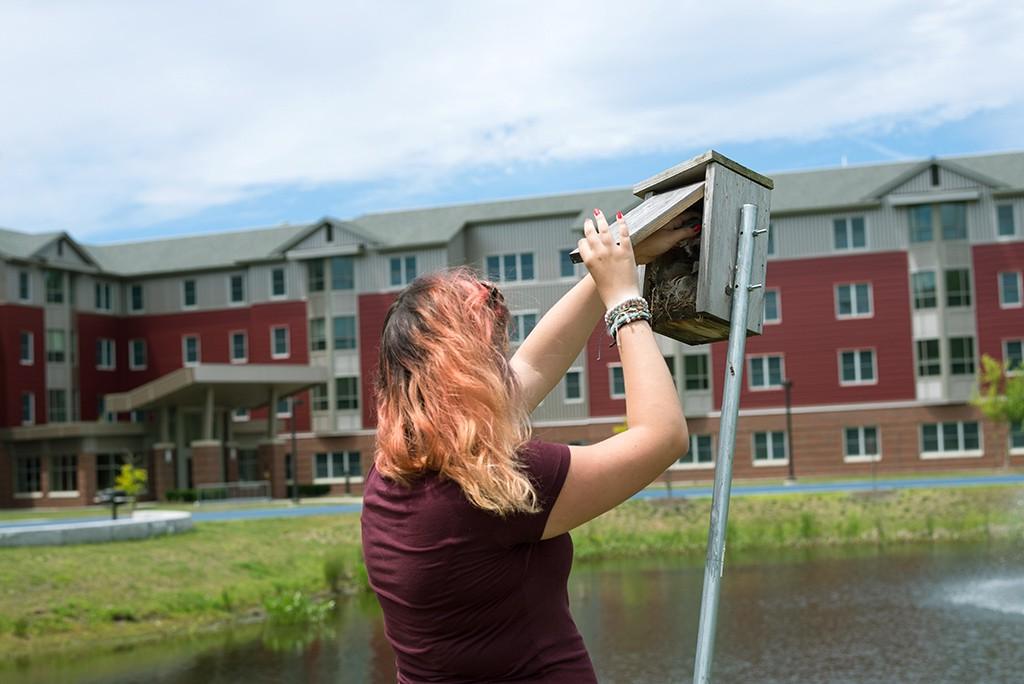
[971,354,1024,469]
[115,463,148,514]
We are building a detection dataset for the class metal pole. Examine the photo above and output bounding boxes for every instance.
[290,401,300,504]
[692,204,761,684]
[784,380,795,483]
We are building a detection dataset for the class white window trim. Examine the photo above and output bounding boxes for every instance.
[182,335,201,367]
[182,279,198,310]
[995,203,1017,241]
[838,348,879,387]
[312,451,364,485]
[387,255,418,290]
[96,338,116,371]
[919,422,984,459]
[509,309,539,346]
[95,281,113,312]
[683,353,712,392]
[47,490,81,499]
[19,331,34,366]
[763,288,782,324]
[752,431,789,466]
[1010,422,1024,455]
[563,367,585,404]
[608,362,626,399]
[910,271,938,310]
[129,283,145,313]
[747,354,785,391]
[558,248,581,281]
[671,434,715,470]
[335,377,360,412]
[232,408,251,422]
[1003,338,1023,375]
[484,252,537,285]
[14,492,43,500]
[270,326,290,359]
[229,330,248,364]
[270,267,288,300]
[227,273,247,306]
[843,426,882,463]
[834,282,874,320]
[21,391,35,426]
[832,215,869,252]
[276,397,293,418]
[18,270,32,302]
[128,338,147,371]
[998,271,1022,309]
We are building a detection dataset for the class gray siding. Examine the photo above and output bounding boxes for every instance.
[890,167,983,195]
[292,224,365,251]
[464,214,579,279]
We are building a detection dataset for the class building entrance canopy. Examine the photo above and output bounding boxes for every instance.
[104,364,329,413]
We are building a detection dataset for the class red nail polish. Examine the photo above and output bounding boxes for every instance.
[594,208,600,216]
[616,211,623,220]
[694,225,702,234]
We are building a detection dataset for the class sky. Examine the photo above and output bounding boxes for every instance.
[1,1,1022,244]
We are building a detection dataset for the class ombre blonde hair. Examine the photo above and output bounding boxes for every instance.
[374,267,539,516]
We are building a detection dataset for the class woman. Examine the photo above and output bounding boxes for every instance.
[362,209,696,682]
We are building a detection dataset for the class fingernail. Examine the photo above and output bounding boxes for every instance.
[616,211,623,220]
[594,208,600,216]
[694,225,702,234]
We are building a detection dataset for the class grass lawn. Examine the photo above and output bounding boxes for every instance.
[1,484,1022,661]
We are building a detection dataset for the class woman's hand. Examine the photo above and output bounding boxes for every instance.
[633,210,702,265]
[577,209,641,307]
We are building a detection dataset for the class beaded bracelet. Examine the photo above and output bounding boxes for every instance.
[606,296,652,345]
[608,310,652,346]
[604,296,648,327]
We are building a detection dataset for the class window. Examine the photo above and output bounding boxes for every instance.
[96,338,116,370]
[1011,422,1024,451]
[50,454,78,493]
[130,283,144,312]
[684,354,710,391]
[336,377,359,410]
[46,329,66,363]
[564,368,583,403]
[921,421,981,457]
[999,272,1022,307]
[1005,340,1023,372]
[609,364,625,398]
[229,274,246,304]
[97,453,137,491]
[940,203,967,240]
[232,408,251,422]
[844,426,881,462]
[909,205,933,243]
[677,434,714,468]
[997,204,1016,237]
[94,282,112,311]
[238,450,260,481]
[314,451,363,482]
[916,339,941,377]
[663,355,677,386]
[911,272,937,309]
[333,316,357,350]
[832,216,866,250]
[182,279,197,308]
[276,398,293,418]
[763,289,781,323]
[129,339,147,370]
[944,269,971,307]
[271,326,290,359]
[19,331,34,365]
[311,383,329,411]
[835,283,872,318]
[839,349,876,385]
[559,249,577,278]
[309,318,326,351]
[44,270,64,303]
[749,355,784,390]
[271,267,287,298]
[15,456,41,494]
[510,312,537,344]
[330,256,354,290]
[18,270,31,301]
[21,392,35,425]
[389,256,417,286]
[182,335,200,366]
[930,163,940,186]
[230,331,247,363]
[949,337,975,375]
[48,389,68,423]
[485,253,535,282]
[308,260,325,292]
[753,431,787,464]
[766,222,775,256]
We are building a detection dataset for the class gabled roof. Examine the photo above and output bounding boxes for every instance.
[0,227,66,260]
[274,217,381,253]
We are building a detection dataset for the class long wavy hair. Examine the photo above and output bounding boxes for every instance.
[374,267,538,516]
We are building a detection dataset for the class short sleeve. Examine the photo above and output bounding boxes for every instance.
[495,440,571,547]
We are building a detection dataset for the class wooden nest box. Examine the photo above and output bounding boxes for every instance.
[572,150,773,344]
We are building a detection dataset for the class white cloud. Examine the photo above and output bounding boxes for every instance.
[0,0,1021,236]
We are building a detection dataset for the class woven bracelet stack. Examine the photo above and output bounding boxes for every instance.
[604,296,652,346]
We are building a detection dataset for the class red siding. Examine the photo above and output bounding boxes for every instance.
[715,252,916,410]
[972,241,1024,364]
[0,305,45,427]
[586,322,623,417]
[358,293,398,428]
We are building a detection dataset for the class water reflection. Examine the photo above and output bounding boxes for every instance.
[6,544,1024,684]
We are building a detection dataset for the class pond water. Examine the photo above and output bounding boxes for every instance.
[7,542,1024,683]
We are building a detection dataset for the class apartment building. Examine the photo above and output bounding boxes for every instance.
[1,152,1022,508]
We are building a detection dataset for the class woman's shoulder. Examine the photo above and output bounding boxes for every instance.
[518,439,571,500]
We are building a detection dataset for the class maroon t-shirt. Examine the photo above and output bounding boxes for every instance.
[361,440,596,683]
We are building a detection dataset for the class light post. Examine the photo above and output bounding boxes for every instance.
[783,379,795,483]
[289,398,302,504]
